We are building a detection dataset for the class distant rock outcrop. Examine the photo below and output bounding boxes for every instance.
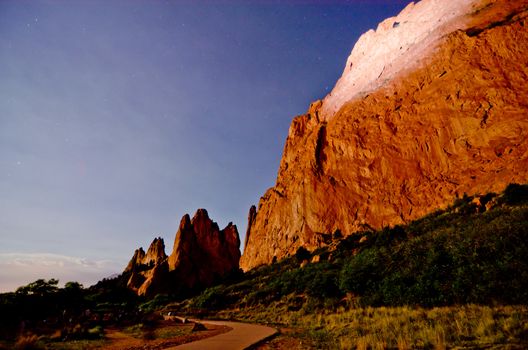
[143,237,167,266]
[241,0,528,270]
[124,247,145,274]
[123,209,241,297]
[168,209,241,289]
[125,237,169,296]
[124,237,167,274]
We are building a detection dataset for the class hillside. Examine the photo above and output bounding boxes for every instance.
[178,184,528,349]
[241,0,528,270]
[1,185,526,349]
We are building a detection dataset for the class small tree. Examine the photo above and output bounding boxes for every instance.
[16,279,59,296]
[295,246,311,262]
[503,183,528,205]
[64,281,83,291]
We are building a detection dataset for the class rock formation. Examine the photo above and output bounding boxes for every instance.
[125,237,169,296]
[124,247,145,274]
[124,209,241,297]
[240,0,528,270]
[168,209,241,289]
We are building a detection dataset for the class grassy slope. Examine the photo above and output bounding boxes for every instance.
[2,185,527,349]
[171,184,528,349]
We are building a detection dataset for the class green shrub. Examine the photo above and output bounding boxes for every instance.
[187,184,528,312]
[193,286,230,310]
[339,248,385,296]
[339,205,528,306]
[295,246,311,262]
[502,183,528,205]
[139,293,170,313]
[87,325,104,339]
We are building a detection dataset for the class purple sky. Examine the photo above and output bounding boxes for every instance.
[0,0,410,292]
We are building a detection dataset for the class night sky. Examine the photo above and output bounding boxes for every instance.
[0,0,409,291]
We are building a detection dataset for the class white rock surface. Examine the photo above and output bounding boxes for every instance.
[320,0,480,119]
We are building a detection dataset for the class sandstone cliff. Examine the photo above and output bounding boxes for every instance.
[241,0,528,270]
[124,209,241,297]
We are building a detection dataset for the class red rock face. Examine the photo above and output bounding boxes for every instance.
[144,237,166,266]
[241,0,528,270]
[124,237,166,275]
[243,205,257,251]
[124,209,241,296]
[125,237,168,296]
[168,209,241,289]
[124,247,145,274]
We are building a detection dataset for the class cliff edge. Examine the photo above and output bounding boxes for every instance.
[241,0,528,270]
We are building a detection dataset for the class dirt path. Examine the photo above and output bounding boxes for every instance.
[99,321,230,350]
[166,320,277,350]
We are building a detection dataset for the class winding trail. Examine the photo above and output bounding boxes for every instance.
[167,320,277,350]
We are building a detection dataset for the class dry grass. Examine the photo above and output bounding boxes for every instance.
[220,304,528,349]
[14,334,45,350]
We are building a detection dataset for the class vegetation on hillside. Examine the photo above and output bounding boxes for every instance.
[0,276,140,345]
[185,184,528,312]
[1,183,527,349]
[173,183,528,348]
[221,304,528,349]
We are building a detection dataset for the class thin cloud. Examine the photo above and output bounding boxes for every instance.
[0,253,123,293]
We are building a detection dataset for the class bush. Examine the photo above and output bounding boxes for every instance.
[193,286,229,310]
[140,294,170,313]
[306,269,340,299]
[295,246,311,262]
[87,325,104,339]
[339,248,385,296]
[339,205,528,306]
[502,183,528,205]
